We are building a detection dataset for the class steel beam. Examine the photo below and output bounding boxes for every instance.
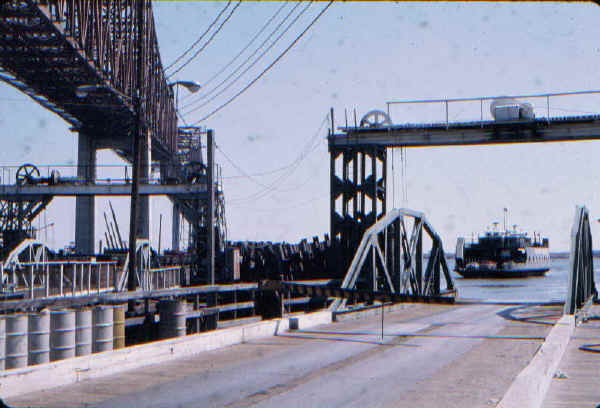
[330,146,386,276]
[329,116,600,148]
[75,132,96,254]
[0,183,208,199]
[207,130,215,285]
[565,206,598,315]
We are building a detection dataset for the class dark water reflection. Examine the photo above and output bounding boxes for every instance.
[449,258,600,302]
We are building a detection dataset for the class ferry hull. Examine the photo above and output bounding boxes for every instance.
[455,267,549,279]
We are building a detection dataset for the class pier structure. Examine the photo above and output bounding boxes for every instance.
[0,1,224,286]
[0,2,598,406]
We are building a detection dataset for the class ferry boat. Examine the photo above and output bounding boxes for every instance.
[455,224,550,279]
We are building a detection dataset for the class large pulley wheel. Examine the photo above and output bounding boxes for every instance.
[360,110,393,128]
[16,164,40,185]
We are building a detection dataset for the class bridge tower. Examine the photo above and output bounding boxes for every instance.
[329,145,387,276]
[74,132,96,254]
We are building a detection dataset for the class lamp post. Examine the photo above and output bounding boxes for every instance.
[168,80,201,112]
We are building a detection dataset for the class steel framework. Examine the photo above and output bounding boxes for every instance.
[332,208,455,310]
[564,206,598,315]
[0,0,177,159]
[330,145,386,276]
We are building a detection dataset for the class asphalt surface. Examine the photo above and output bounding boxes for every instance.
[8,303,555,408]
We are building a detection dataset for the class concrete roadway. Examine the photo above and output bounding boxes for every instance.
[9,303,557,408]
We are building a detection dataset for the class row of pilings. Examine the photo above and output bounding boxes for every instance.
[0,300,187,370]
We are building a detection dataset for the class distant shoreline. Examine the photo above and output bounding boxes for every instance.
[441,252,598,259]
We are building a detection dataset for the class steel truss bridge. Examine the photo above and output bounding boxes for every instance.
[0,1,223,282]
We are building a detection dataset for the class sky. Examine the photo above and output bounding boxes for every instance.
[2,1,600,253]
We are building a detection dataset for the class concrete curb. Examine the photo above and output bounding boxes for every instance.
[497,314,575,408]
[0,311,332,399]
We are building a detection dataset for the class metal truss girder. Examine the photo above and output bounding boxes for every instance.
[565,206,598,315]
[330,116,600,148]
[332,208,455,310]
[330,146,386,276]
[0,0,179,160]
[0,183,209,199]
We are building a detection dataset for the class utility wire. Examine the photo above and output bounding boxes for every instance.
[167,1,242,79]
[230,115,327,202]
[181,2,305,113]
[200,3,289,90]
[216,145,272,189]
[188,1,334,124]
[164,1,232,71]
[226,113,329,203]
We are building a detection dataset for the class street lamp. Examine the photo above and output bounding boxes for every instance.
[168,80,201,112]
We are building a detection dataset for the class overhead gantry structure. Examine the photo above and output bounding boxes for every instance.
[329,91,600,274]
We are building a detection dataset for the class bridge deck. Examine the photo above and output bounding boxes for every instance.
[543,305,600,408]
[7,303,559,408]
[330,115,600,148]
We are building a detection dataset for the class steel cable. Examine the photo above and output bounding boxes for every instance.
[187,1,333,124]
[180,2,306,114]
[167,1,242,79]
[164,1,232,72]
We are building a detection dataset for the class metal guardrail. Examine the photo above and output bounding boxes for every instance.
[564,206,598,315]
[2,259,118,299]
[385,90,600,128]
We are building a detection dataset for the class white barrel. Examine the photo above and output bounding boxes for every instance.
[159,300,186,339]
[112,304,126,350]
[6,314,28,369]
[0,318,5,370]
[75,308,92,356]
[50,309,76,361]
[28,311,50,365]
[92,306,113,353]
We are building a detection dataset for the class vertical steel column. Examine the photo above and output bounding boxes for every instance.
[207,130,215,285]
[172,204,180,251]
[416,226,423,292]
[380,149,387,216]
[371,148,377,225]
[329,148,339,242]
[394,218,402,292]
[128,0,146,294]
[75,132,96,254]
[352,150,358,224]
[137,129,151,241]
[360,151,366,227]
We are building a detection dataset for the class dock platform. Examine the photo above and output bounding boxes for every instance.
[543,305,600,408]
[6,302,571,408]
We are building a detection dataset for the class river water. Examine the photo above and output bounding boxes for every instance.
[449,257,600,302]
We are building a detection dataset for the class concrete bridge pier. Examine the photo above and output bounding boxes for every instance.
[136,131,152,242]
[75,132,96,254]
[172,204,180,251]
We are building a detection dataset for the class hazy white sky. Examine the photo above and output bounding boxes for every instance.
[2,1,600,252]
